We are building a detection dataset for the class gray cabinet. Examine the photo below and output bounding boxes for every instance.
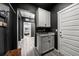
[41,36,49,53]
[49,35,54,50]
[37,33,54,54]
[36,8,51,27]
[0,28,5,55]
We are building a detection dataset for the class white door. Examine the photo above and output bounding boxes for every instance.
[58,3,79,56]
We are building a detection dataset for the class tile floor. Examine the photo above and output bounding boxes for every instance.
[34,48,62,56]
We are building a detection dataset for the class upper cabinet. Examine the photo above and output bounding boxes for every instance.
[36,8,51,27]
[20,9,35,19]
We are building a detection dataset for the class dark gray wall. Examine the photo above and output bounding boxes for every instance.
[1,4,17,52]
[10,9,17,50]
[51,3,72,30]
[0,4,17,55]
[51,3,72,49]
[6,4,17,50]
[0,28,6,55]
[0,16,6,55]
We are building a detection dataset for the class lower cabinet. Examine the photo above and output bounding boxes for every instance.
[41,36,49,53]
[37,34,54,54]
[49,35,54,50]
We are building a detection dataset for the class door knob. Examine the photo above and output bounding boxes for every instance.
[60,35,63,38]
[45,24,46,27]
[60,31,63,38]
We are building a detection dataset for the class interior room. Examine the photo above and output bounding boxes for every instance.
[0,3,79,56]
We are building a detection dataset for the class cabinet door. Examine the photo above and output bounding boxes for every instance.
[41,36,49,53]
[45,11,51,27]
[49,35,54,50]
[37,35,41,54]
[37,8,46,27]
[37,8,50,27]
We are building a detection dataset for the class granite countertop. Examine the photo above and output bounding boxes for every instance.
[37,32,55,36]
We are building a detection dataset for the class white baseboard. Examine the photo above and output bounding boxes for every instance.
[54,49,64,56]
[54,49,60,53]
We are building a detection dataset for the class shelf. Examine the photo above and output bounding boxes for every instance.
[0,13,6,19]
[0,21,7,27]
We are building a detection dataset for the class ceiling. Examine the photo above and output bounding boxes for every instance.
[31,3,57,11]
[10,3,57,11]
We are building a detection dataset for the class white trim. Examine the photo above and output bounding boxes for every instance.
[17,9,21,48]
[17,9,18,48]
[54,49,63,56]
[9,3,16,14]
[54,49,60,53]
[57,12,60,51]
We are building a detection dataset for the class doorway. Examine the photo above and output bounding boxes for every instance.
[17,9,35,56]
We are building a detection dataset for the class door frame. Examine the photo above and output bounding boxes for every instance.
[57,3,78,53]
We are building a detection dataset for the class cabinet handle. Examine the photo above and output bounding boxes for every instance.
[48,40,50,43]
[45,24,46,27]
